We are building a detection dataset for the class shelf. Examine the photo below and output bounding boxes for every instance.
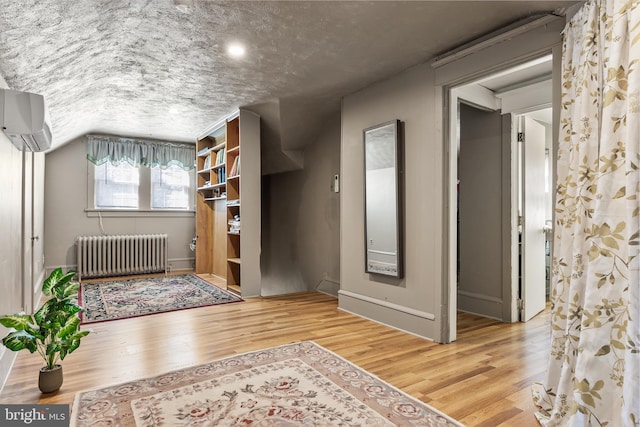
[227,145,240,154]
[211,141,226,151]
[197,148,212,158]
[197,141,225,157]
[227,175,240,181]
[226,201,240,207]
[199,163,224,174]
[227,258,241,265]
[228,231,240,236]
[195,122,231,278]
[197,182,226,191]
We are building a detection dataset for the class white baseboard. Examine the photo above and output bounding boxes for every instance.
[315,278,340,297]
[46,257,196,278]
[0,349,17,395]
[167,258,195,272]
[457,290,504,320]
[338,290,438,341]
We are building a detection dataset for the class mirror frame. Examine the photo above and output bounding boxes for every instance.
[363,119,403,278]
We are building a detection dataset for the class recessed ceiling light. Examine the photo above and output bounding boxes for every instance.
[173,0,193,13]
[227,43,246,59]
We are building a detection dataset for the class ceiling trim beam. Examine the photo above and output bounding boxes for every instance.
[431,14,560,69]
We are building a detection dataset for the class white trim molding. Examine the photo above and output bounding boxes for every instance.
[431,14,560,68]
[338,289,438,341]
[457,290,503,305]
[0,349,17,396]
[457,290,505,320]
[338,290,436,320]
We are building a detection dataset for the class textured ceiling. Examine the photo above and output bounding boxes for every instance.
[0,1,581,152]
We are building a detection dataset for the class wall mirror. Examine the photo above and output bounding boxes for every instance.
[364,120,403,278]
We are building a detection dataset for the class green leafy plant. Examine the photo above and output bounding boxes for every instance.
[0,268,90,370]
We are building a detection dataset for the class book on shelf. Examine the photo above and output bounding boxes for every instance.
[229,155,240,177]
[197,146,210,156]
[203,153,211,169]
[215,148,225,165]
[215,167,226,184]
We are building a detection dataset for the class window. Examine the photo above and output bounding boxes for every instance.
[91,162,194,212]
[151,165,191,210]
[94,162,139,209]
[87,135,195,213]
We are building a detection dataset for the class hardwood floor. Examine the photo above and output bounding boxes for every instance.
[0,276,550,426]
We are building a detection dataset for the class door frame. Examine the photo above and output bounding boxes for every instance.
[439,48,561,342]
[445,83,519,336]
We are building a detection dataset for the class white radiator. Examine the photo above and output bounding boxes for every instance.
[76,234,168,280]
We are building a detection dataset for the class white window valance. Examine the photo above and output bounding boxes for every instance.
[86,135,195,170]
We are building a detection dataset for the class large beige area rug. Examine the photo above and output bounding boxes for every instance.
[71,341,463,426]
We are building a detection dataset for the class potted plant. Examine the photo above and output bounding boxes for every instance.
[0,268,90,393]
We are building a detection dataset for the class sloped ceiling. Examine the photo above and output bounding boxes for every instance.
[0,1,581,153]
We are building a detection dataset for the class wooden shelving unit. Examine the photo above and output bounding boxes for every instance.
[194,110,261,297]
[225,117,241,295]
[195,126,227,276]
[196,140,226,199]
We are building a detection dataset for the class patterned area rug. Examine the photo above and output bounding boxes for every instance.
[79,274,242,324]
[71,341,463,426]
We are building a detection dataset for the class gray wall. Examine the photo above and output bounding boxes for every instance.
[237,110,263,297]
[339,17,565,342]
[339,63,444,340]
[44,136,196,273]
[261,114,341,296]
[43,119,340,296]
[458,104,505,319]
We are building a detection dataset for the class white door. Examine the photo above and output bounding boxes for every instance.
[521,116,547,321]
[21,152,45,313]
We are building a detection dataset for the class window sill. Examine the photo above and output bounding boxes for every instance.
[85,209,195,218]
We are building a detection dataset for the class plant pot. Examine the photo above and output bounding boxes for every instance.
[39,365,63,393]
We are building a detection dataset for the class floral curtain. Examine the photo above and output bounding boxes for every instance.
[532,1,639,426]
[86,135,195,170]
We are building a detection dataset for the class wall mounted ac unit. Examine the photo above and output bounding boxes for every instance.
[0,88,52,152]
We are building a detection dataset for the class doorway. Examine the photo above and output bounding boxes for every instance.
[457,103,506,320]
[450,55,555,336]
